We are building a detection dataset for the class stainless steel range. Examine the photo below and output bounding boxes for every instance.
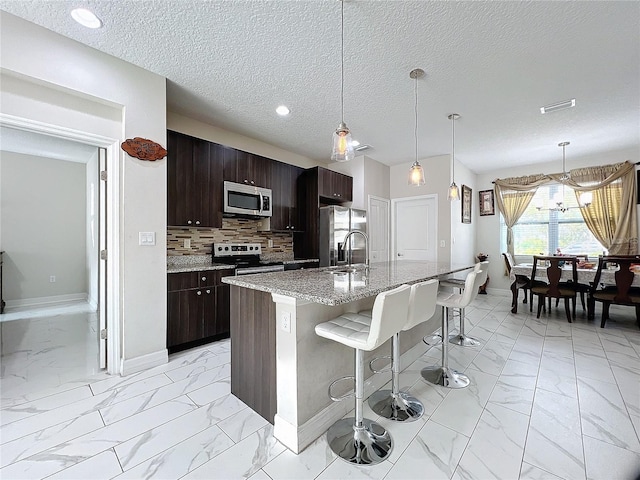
[212,243,284,275]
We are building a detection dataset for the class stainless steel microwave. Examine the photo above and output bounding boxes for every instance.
[223,181,272,217]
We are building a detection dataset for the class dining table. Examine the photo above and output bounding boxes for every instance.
[509,262,640,314]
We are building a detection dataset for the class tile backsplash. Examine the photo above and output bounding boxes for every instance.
[167,218,293,258]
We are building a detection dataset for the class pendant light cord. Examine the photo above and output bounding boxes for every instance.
[340,0,345,123]
[414,74,418,164]
[451,115,456,182]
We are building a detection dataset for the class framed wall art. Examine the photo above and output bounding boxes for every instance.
[462,185,472,224]
[479,189,495,216]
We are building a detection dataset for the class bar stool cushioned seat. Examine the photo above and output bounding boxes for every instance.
[422,270,485,388]
[315,284,411,465]
[367,279,439,422]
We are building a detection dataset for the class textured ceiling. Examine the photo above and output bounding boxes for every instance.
[1,1,639,173]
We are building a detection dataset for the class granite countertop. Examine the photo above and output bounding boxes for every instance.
[167,255,319,274]
[222,260,475,306]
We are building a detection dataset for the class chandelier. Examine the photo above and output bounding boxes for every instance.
[536,141,592,212]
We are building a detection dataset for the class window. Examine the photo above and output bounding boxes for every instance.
[501,184,605,257]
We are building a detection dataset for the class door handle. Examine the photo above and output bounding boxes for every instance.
[397,253,404,257]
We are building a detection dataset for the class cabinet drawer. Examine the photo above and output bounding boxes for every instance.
[168,272,199,291]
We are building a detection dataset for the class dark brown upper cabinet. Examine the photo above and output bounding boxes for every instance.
[167,130,223,228]
[318,167,353,203]
[223,149,270,188]
[269,161,304,232]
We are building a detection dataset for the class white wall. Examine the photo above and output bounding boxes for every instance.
[167,112,318,169]
[86,150,99,309]
[1,11,167,368]
[328,155,390,211]
[1,151,86,303]
[477,146,640,293]
[389,154,455,265]
[450,159,476,268]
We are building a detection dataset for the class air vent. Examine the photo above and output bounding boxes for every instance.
[540,99,575,114]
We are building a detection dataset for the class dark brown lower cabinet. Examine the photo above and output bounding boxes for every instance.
[167,270,232,353]
[230,286,276,423]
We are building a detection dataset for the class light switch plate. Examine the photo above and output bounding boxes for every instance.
[139,232,156,246]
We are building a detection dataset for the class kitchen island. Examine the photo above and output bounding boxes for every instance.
[223,260,474,453]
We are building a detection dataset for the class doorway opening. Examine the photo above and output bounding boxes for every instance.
[0,119,118,401]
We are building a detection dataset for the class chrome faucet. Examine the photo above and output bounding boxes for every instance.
[343,230,370,268]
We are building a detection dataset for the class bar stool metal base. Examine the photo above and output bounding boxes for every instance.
[448,334,481,347]
[368,390,424,422]
[327,417,392,465]
[421,365,470,389]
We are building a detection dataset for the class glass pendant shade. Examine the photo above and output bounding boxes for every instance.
[331,122,355,162]
[408,161,425,186]
[448,182,460,201]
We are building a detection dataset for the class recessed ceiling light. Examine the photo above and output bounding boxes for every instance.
[71,8,103,29]
[276,105,290,116]
[540,98,575,114]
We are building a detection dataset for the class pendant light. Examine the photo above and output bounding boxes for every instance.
[535,141,592,212]
[330,0,354,163]
[408,68,426,186]
[447,113,460,201]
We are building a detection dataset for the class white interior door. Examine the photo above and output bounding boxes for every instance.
[368,196,390,263]
[98,147,107,368]
[392,195,438,261]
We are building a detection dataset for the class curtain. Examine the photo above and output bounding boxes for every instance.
[494,174,548,258]
[568,162,637,254]
[494,161,637,258]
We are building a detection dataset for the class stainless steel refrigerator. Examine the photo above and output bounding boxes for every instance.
[319,206,367,267]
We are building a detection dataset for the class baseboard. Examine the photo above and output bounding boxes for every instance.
[120,349,168,376]
[274,340,429,453]
[485,288,511,297]
[5,293,88,309]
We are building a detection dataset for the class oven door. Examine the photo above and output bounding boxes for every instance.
[224,181,272,217]
[235,264,284,275]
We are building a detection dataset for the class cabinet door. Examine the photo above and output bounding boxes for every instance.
[215,285,231,336]
[193,140,222,228]
[288,165,304,231]
[167,290,205,347]
[202,287,217,337]
[269,161,290,231]
[249,154,270,188]
[222,146,240,183]
[167,131,197,226]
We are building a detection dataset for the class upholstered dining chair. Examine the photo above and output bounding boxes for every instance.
[590,255,640,328]
[531,255,579,323]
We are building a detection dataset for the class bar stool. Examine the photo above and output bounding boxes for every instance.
[422,270,485,388]
[367,279,439,422]
[439,261,488,347]
[314,284,411,465]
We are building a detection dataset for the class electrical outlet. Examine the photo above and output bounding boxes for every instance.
[440,240,446,248]
[268,239,273,248]
[184,238,191,248]
[281,312,291,333]
[49,275,56,283]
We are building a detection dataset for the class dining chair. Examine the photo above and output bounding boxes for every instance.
[503,252,543,312]
[590,255,640,328]
[531,255,579,323]
[559,253,591,312]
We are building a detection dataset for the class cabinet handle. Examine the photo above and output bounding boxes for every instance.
[206,289,211,294]
[197,290,202,295]
[195,220,200,225]
[290,226,294,229]
[201,276,206,281]
[187,220,192,225]
[243,179,249,184]
[250,180,255,185]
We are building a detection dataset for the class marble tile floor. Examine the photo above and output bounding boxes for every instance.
[1,302,102,405]
[1,295,640,479]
